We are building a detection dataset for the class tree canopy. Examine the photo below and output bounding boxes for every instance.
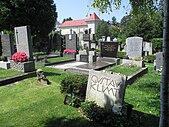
[0,0,57,38]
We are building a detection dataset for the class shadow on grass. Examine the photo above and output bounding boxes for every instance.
[44,72,61,77]
[43,111,159,127]
[44,116,106,127]
[132,110,159,127]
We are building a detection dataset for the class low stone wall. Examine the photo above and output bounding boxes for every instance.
[0,71,36,86]
[126,67,148,85]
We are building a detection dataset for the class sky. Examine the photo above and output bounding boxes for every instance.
[54,0,131,23]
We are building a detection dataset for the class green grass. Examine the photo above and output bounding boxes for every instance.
[0,68,23,79]
[0,66,106,127]
[125,63,160,116]
[39,57,74,63]
[0,63,161,127]
[107,65,141,76]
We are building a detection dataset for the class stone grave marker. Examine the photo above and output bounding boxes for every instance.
[65,34,77,51]
[14,25,33,60]
[143,41,152,56]
[86,70,126,111]
[126,37,143,58]
[101,41,118,57]
[1,34,15,59]
[156,52,163,71]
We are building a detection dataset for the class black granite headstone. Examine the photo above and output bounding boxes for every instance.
[1,34,15,58]
[80,55,88,62]
[101,42,118,57]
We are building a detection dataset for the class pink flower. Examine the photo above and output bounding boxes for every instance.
[64,49,76,54]
[12,52,28,62]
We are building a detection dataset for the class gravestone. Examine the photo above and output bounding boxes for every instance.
[0,35,2,56]
[143,41,152,56]
[86,70,126,110]
[126,37,143,58]
[65,34,77,51]
[1,34,15,59]
[156,52,163,71]
[101,41,118,57]
[14,25,33,60]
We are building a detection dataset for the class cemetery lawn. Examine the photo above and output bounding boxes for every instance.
[39,57,74,63]
[0,66,106,127]
[0,63,160,127]
[107,65,141,76]
[0,68,23,79]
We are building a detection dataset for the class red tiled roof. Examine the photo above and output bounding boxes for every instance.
[60,13,100,27]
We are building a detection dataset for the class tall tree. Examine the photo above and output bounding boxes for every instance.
[90,0,169,127]
[62,17,73,23]
[96,20,111,40]
[112,16,117,25]
[0,0,57,38]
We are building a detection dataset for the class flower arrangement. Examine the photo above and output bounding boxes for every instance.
[12,52,28,62]
[64,49,76,54]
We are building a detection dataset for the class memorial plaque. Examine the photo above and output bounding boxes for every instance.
[86,70,126,110]
[14,25,33,60]
[80,55,88,62]
[101,42,118,57]
[1,34,15,58]
[126,37,143,58]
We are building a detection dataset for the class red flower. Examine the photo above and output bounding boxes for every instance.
[12,52,28,62]
[64,49,76,54]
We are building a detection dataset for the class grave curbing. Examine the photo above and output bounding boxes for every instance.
[0,71,36,86]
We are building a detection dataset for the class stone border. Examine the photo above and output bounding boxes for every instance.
[0,71,36,86]
[35,59,75,66]
[126,67,148,85]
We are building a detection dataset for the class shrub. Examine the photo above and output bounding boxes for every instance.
[12,52,28,62]
[117,51,126,59]
[144,54,156,63]
[81,101,140,127]
[61,74,88,106]
[151,38,163,53]
[1,56,8,62]
[134,57,141,61]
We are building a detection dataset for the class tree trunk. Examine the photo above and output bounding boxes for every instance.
[159,0,169,126]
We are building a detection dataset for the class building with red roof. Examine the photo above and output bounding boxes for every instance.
[59,13,100,35]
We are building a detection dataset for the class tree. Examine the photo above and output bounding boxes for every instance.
[0,0,57,39]
[90,0,169,127]
[96,20,111,40]
[62,17,73,23]
[112,16,117,25]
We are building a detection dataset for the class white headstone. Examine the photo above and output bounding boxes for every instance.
[86,70,126,110]
[126,36,143,58]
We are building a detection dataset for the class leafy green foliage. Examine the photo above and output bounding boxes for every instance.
[81,101,140,127]
[144,54,156,63]
[151,38,163,53]
[60,74,88,99]
[0,0,57,39]
[96,20,111,40]
[117,51,126,59]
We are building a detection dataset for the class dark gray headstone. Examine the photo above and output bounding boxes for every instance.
[156,52,163,70]
[65,34,77,51]
[101,42,118,57]
[14,26,33,60]
[80,55,88,62]
[86,70,126,110]
[1,34,15,58]
[126,37,143,58]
